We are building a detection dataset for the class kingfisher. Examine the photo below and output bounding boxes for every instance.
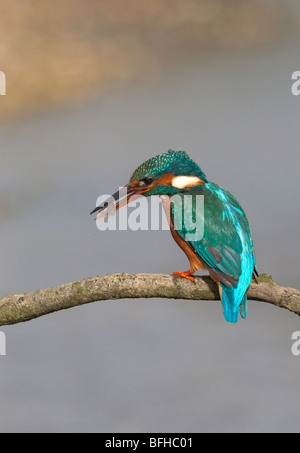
[90,150,257,323]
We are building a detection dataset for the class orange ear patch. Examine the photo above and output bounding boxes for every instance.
[154,173,174,186]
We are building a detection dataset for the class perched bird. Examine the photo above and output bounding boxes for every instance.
[91,150,257,323]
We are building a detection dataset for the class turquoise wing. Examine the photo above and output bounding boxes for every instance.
[171,183,256,323]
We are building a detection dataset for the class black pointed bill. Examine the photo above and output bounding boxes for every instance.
[90,183,149,219]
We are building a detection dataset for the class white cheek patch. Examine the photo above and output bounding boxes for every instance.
[172,175,203,189]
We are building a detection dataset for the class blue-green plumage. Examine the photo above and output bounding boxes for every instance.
[130,150,208,186]
[130,150,256,323]
[171,183,255,322]
[92,149,256,323]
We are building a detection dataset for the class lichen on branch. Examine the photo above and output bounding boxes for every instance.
[0,273,299,326]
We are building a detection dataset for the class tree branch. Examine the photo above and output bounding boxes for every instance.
[0,273,299,326]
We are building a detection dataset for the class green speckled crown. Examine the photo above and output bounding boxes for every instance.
[129,150,207,183]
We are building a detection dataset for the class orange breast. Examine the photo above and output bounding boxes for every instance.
[160,195,206,274]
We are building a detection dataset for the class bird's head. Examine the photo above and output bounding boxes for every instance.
[90,150,207,217]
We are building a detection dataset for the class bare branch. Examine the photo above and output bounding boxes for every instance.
[0,273,299,326]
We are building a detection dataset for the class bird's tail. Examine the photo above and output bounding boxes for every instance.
[220,284,247,323]
[240,294,247,319]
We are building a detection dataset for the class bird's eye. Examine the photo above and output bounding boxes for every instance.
[143,176,154,186]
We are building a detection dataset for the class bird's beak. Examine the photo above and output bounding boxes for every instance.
[90,183,150,218]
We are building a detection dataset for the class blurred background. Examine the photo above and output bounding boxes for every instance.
[0,0,300,433]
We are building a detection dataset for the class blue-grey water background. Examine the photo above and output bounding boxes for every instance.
[1,4,300,433]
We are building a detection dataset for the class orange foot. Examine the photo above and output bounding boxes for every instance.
[173,271,195,284]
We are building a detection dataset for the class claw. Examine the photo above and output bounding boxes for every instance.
[173,271,196,284]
